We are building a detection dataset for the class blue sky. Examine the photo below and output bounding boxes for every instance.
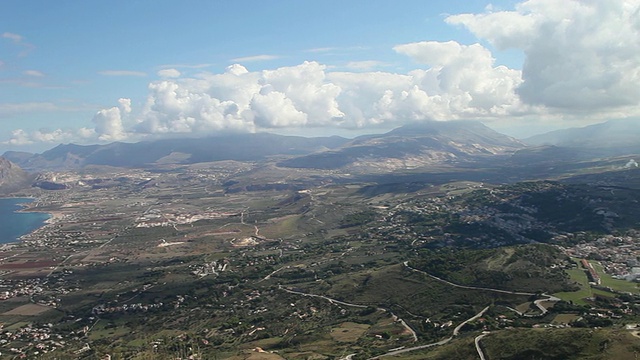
[1,0,638,152]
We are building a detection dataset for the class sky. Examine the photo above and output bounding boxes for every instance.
[1,0,639,153]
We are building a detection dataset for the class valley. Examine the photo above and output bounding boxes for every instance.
[3,0,640,358]
[0,121,639,359]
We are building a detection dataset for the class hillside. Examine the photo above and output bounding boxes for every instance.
[2,121,527,174]
[410,245,575,293]
[401,328,640,360]
[1,122,640,358]
[2,133,349,171]
[1,158,639,358]
[0,157,31,192]
[524,119,640,157]
[278,120,525,171]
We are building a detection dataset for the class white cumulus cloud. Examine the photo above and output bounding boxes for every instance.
[446,0,640,110]
[5,0,640,148]
[31,129,75,143]
[99,54,529,138]
[3,128,79,146]
[91,98,131,141]
[251,90,308,127]
[4,129,33,145]
[118,98,132,114]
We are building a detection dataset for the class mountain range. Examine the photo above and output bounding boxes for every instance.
[2,133,349,171]
[2,118,639,175]
[524,118,640,157]
[278,120,524,170]
[3,121,525,172]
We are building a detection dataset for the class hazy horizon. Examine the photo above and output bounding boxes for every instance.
[0,117,613,156]
[1,0,639,153]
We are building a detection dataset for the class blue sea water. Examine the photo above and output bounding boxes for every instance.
[0,198,50,244]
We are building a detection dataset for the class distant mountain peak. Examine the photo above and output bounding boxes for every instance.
[0,122,528,173]
[2,133,350,172]
[388,119,489,134]
[279,120,525,171]
[523,119,640,158]
[0,157,30,191]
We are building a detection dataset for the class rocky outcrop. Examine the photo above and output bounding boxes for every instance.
[0,157,31,192]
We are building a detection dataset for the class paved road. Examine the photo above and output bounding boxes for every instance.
[284,262,560,359]
[279,286,367,308]
[534,295,561,314]
[259,266,290,282]
[404,261,536,296]
[404,261,559,314]
[278,285,418,342]
[369,305,491,359]
[391,313,418,342]
[279,286,419,342]
[453,306,490,336]
[370,336,453,358]
[475,332,489,360]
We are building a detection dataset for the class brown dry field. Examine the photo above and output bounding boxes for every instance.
[2,303,52,316]
[330,322,370,342]
[0,260,57,269]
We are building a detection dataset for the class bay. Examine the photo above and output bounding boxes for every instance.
[0,198,50,244]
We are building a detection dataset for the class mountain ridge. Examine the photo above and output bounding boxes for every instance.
[0,157,32,192]
[3,121,525,172]
[6,119,640,174]
[524,118,640,150]
[3,133,350,171]
[278,120,525,171]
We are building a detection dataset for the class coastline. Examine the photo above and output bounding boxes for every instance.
[0,197,54,244]
[42,210,64,224]
[14,197,55,221]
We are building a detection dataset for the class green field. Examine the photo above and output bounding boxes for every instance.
[553,268,594,305]
[552,313,580,324]
[590,261,640,294]
[554,259,632,305]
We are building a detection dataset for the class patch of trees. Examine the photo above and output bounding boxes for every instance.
[411,245,570,292]
[340,210,377,228]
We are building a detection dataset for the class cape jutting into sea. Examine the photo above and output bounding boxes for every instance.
[0,198,50,244]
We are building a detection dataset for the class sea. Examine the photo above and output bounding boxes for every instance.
[0,198,50,244]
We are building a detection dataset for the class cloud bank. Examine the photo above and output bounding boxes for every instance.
[446,0,640,110]
[6,0,640,146]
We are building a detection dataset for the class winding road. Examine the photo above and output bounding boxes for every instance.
[403,261,559,314]
[259,266,290,282]
[369,306,491,359]
[278,286,419,342]
[279,285,493,359]
[452,306,490,336]
[281,262,561,359]
[279,285,367,308]
[475,332,489,360]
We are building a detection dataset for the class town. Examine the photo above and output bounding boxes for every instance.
[0,164,637,358]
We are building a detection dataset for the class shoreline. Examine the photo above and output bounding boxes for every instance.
[0,197,55,244]
[14,198,55,221]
